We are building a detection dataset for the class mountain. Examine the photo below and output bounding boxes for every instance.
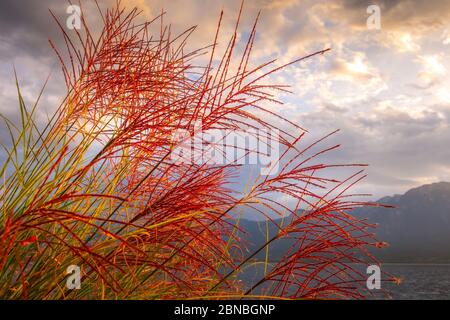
[354,181,450,262]
[236,182,450,262]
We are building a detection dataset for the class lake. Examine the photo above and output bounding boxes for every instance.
[238,263,450,299]
[375,263,450,299]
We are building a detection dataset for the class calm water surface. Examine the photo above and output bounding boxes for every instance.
[239,263,450,299]
[378,263,450,299]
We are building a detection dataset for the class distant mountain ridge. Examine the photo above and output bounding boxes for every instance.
[354,181,450,262]
[237,182,450,262]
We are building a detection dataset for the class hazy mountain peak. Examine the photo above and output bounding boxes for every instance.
[239,182,450,262]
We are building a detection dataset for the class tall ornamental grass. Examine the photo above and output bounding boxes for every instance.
[0,3,393,299]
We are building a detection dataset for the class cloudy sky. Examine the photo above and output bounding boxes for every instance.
[1,0,450,199]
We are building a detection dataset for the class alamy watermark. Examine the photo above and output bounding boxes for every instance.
[66,264,81,290]
[366,264,381,290]
[366,5,381,30]
[66,5,81,30]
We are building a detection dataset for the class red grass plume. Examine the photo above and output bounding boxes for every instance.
[0,3,391,299]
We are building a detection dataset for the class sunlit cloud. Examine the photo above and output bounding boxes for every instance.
[397,33,421,52]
